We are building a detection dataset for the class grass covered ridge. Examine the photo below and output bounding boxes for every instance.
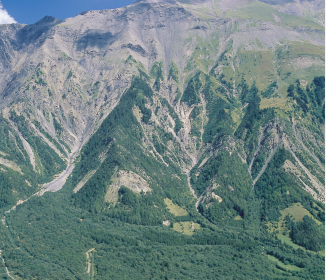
[224,2,324,30]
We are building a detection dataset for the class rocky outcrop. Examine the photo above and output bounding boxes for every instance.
[104,170,151,205]
[0,0,324,207]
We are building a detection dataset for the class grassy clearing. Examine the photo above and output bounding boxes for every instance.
[230,109,242,128]
[235,50,275,90]
[190,10,216,21]
[234,42,324,102]
[164,198,188,216]
[275,42,325,84]
[220,65,235,84]
[278,13,324,31]
[260,96,288,110]
[224,2,323,30]
[212,3,222,17]
[0,151,9,157]
[172,221,201,235]
[267,203,324,254]
[266,255,303,271]
[234,215,243,221]
[279,42,324,60]
[185,35,219,74]
[267,203,322,235]
[224,2,276,22]
[197,6,215,17]
[281,203,322,225]
[277,234,302,250]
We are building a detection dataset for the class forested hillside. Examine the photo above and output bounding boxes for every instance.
[0,0,324,278]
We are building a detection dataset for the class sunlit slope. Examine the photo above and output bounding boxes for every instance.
[0,0,324,278]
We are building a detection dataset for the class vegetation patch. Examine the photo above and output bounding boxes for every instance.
[287,77,325,123]
[266,255,302,271]
[9,111,65,182]
[267,203,324,252]
[160,98,183,134]
[224,2,324,30]
[281,203,322,225]
[234,215,243,221]
[172,221,200,235]
[193,151,253,223]
[168,61,180,83]
[150,61,164,91]
[164,198,188,216]
[180,72,202,106]
[235,50,275,90]
[275,43,325,84]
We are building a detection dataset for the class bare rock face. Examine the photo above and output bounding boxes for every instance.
[0,0,324,205]
[0,3,324,279]
[104,170,151,205]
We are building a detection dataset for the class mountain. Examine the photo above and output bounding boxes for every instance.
[0,0,324,279]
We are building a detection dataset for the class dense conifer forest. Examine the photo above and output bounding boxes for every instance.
[0,0,324,278]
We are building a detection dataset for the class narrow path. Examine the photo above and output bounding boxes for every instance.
[86,248,95,279]
[0,250,15,280]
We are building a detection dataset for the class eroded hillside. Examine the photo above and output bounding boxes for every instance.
[0,0,324,279]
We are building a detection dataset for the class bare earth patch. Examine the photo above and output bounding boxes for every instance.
[105,170,151,205]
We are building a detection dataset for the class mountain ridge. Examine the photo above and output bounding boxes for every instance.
[0,0,324,278]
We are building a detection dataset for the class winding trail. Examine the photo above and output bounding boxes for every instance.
[86,248,95,276]
[0,250,15,279]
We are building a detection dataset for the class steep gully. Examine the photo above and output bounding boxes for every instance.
[1,138,81,278]
[3,91,316,277]
[0,135,84,279]
[291,118,324,170]
[0,102,123,277]
[41,137,82,193]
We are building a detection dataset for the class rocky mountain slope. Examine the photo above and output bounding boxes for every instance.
[0,0,324,279]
